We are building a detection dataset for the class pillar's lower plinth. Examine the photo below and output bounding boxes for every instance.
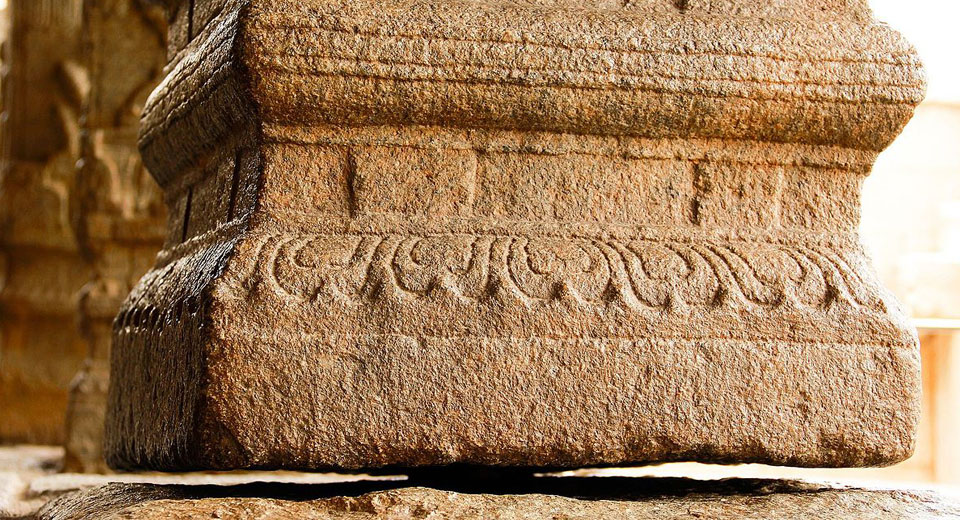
[106,0,925,471]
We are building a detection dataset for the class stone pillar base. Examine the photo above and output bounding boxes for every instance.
[105,0,925,471]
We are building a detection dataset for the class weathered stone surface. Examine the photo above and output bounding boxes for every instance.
[63,0,167,474]
[0,446,63,519]
[0,445,390,518]
[106,0,925,470]
[0,0,91,445]
[35,478,960,520]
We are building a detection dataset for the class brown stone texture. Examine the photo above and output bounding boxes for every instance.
[0,0,91,445]
[105,0,926,470]
[62,0,167,474]
[0,445,390,518]
[34,477,960,520]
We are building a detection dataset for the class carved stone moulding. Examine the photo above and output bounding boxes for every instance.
[106,0,925,471]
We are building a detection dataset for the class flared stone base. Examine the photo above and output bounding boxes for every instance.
[105,214,920,471]
[109,333,918,471]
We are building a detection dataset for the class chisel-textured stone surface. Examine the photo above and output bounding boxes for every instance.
[35,478,960,520]
[106,0,925,471]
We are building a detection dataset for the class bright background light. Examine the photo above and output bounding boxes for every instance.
[869,0,960,103]
[857,0,960,487]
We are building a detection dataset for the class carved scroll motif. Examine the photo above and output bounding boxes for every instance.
[264,233,884,312]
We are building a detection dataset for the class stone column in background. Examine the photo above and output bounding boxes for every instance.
[63,0,167,472]
[918,329,960,484]
[0,0,89,446]
[106,0,925,471]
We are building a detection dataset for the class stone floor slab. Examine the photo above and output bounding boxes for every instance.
[34,477,960,520]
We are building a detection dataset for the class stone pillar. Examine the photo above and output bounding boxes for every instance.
[63,0,167,472]
[0,0,89,446]
[105,0,925,471]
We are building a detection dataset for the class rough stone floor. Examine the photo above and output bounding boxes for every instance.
[3,446,960,519]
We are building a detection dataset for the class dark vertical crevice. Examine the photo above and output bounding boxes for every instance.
[345,148,358,218]
[187,0,195,41]
[690,162,704,225]
[181,186,193,243]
